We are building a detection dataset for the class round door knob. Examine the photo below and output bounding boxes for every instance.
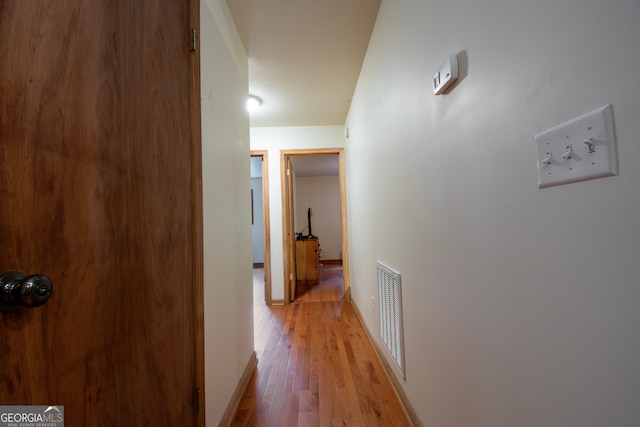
[0,271,53,312]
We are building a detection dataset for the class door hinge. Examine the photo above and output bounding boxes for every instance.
[190,28,197,52]
[290,273,293,281]
[193,386,200,413]
[287,168,290,176]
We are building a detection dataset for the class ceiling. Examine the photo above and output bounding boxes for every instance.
[226,0,381,127]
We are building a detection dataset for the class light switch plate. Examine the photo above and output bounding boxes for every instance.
[535,104,617,188]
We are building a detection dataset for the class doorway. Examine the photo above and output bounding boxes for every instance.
[250,150,272,304]
[280,148,350,303]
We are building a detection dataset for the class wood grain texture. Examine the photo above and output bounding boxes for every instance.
[295,239,319,281]
[0,1,198,425]
[231,267,412,426]
[189,1,205,425]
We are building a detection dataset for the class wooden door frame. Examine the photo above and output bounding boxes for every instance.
[251,150,272,305]
[280,148,351,303]
[284,156,297,302]
[189,1,205,425]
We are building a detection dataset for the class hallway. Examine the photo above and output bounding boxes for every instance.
[231,266,412,426]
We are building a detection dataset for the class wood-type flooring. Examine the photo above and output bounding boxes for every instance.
[231,265,411,426]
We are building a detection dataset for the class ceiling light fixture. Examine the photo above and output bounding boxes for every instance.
[247,95,262,113]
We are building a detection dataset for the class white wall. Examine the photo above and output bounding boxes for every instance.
[201,1,253,425]
[251,177,264,263]
[294,176,342,260]
[346,0,640,426]
[250,126,345,300]
[251,150,264,264]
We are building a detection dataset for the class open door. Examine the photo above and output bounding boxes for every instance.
[0,2,200,425]
[284,156,297,301]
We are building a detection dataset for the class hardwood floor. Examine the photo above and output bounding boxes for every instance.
[231,266,412,426]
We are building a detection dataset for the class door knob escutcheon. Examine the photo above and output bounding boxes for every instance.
[0,271,53,312]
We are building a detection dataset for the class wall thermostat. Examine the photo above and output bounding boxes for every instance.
[433,53,458,95]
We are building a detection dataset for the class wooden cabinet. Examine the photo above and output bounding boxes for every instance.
[295,238,319,281]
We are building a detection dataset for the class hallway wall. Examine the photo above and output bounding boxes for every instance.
[346,0,640,425]
[201,1,253,424]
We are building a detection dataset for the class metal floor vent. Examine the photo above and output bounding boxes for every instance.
[376,261,405,378]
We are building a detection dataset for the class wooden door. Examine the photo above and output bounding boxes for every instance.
[0,1,200,425]
[284,156,297,301]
